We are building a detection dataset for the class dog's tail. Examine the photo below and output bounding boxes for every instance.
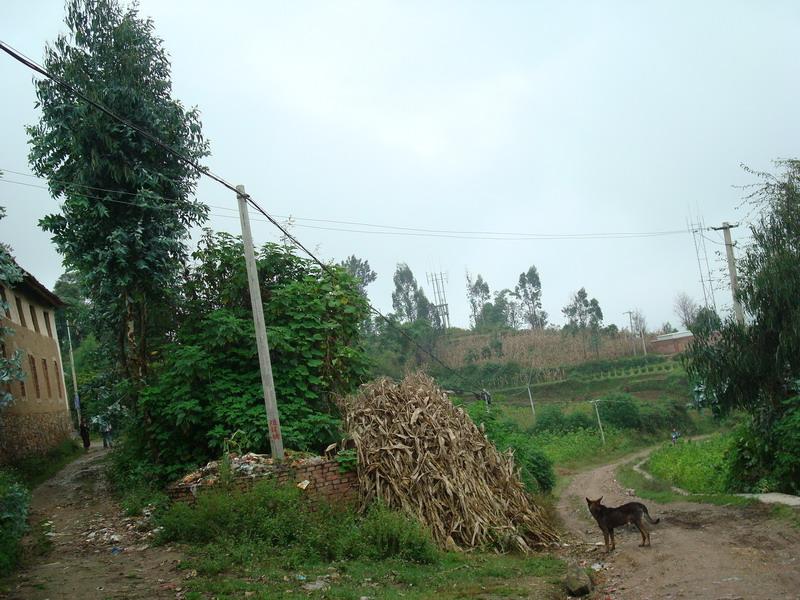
[643,507,660,525]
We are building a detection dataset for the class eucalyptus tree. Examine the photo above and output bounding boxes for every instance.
[28,0,209,395]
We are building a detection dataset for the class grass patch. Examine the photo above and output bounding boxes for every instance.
[646,435,731,494]
[8,438,82,489]
[617,464,754,507]
[181,547,565,600]
[160,480,565,599]
[769,504,800,529]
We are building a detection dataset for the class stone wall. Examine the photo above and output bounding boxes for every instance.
[167,459,359,507]
[0,409,74,464]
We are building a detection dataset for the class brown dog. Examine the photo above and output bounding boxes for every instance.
[586,496,660,551]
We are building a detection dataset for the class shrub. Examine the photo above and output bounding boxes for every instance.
[0,470,30,576]
[597,393,641,429]
[726,403,800,494]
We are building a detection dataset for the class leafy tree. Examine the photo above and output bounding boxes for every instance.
[52,270,92,349]
[515,265,547,329]
[658,322,678,334]
[390,264,425,323]
[562,288,602,358]
[588,298,604,357]
[0,204,25,410]
[466,272,490,329]
[134,232,370,479]
[339,255,377,297]
[689,306,721,334]
[28,0,209,393]
[684,160,800,493]
[478,289,521,331]
[674,292,699,329]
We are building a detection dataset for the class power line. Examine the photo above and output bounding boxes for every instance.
[0,40,476,392]
[1,167,689,241]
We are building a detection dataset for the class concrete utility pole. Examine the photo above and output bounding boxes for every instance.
[236,185,285,460]
[623,311,637,356]
[713,222,745,325]
[591,400,606,445]
[66,320,80,416]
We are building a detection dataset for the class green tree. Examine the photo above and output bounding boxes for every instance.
[391,264,433,324]
[28,0,209,394]
[515,265,547,329]
[134,232,369,479]
[339,255,377,297]
[52,270,92,350]
[0,203,25,410]
[685,160,800,493]
[466,272,490,329]
[562,288,602,358]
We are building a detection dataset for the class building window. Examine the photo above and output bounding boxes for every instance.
[28,355,40,398]
[29,305,40,334]
[44,311,53,338]
[15,297,26,327]
[0,287,10,318]
[41,358,52,398]
[19,379,26,398]
[54,359,64,399]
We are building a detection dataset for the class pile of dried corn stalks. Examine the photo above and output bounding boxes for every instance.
[338,374,560,552]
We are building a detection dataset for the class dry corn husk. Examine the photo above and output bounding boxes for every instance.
[338,374,559,552]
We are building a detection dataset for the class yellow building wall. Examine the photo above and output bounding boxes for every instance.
[0,284,73,463]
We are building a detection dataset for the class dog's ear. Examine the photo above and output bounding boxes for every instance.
[598,496,603,503]
[585,497,591,505]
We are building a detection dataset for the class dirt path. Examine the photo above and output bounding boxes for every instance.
[558,449,800,600]
[1,444,185,600]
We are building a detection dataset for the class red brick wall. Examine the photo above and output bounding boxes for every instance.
[167,459,358,507]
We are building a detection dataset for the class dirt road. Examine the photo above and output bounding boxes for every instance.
[558,449,800,600]
[1,445,184,600]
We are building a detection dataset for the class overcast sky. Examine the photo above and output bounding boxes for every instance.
[2,1,799,330]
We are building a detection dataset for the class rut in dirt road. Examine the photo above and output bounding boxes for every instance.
[1,444,185,600]
[558,450,800,600]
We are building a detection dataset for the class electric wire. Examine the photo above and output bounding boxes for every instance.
[1,167,689,241]
[0,39,691,396]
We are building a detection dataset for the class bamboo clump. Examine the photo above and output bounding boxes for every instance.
[338,374,560,552]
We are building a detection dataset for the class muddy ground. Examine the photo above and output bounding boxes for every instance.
[558,449,800,600]
[1,444,184,600]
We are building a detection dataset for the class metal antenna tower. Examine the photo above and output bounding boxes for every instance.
[698,216,718,311]
[426,271,451,329]
[687,216,710,308]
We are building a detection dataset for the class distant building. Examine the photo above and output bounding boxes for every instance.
[650,330,694,355]
[0,266,72,463]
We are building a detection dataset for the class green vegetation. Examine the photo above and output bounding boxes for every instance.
[8,439,82,489]
[0,471,31,576]
[465,404,555,493]
[159,480,565,599]
[616,464,755,507]
[646,435,732,494]
[0,439,82,577]
[684,160,800,493]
